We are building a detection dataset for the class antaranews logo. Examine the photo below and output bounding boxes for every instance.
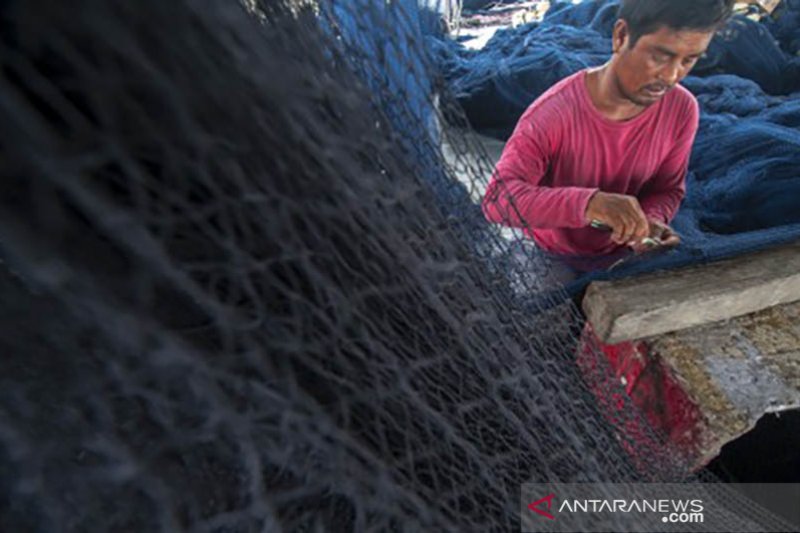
[527,492,704,524]
[523,483,800,533]
[528,494,556,520]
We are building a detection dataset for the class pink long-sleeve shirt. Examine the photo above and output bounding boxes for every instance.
[482,69,700,257]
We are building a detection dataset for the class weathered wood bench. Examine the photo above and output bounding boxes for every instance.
[582,243,800,467]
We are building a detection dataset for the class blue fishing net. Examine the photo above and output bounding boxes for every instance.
[430,22,609,136]
[764,0,800,56]
[3,1,799,530]
[543,0,620,36]
[433,1,800,132]
[693,14,800,95]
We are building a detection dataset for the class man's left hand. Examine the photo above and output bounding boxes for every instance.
[629,219,680,253]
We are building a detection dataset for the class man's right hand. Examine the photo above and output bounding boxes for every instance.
[585,191,649,245]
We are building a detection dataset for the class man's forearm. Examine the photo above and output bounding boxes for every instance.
[482,177,598,230]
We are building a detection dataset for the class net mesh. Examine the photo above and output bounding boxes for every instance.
[0,1,795,531]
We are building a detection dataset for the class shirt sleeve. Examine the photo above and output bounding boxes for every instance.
[639,96,700,224]
[481,107,598,230]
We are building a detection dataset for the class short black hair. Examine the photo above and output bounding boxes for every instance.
[619,0,735,46]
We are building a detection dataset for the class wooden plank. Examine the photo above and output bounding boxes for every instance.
[647,300,800,467]
[582,241,800,343]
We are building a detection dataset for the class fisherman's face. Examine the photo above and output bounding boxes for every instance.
[611,21,714,106]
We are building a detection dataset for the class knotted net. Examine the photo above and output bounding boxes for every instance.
[0,1,794,531]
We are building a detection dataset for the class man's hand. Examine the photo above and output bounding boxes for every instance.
[585,191,649,245]
[630,219,681,254]
[650,219,681,246]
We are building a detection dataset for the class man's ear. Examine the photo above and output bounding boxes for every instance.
[612,19,629,54]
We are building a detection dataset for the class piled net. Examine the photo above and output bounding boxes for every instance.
[0,1,794,531]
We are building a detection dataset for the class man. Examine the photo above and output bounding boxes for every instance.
[481,0,737,469]
[482,0,735,262]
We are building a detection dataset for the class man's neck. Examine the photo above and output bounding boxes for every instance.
[585,64,647,122]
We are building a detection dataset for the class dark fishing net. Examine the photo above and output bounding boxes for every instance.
[0,0,795,531]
